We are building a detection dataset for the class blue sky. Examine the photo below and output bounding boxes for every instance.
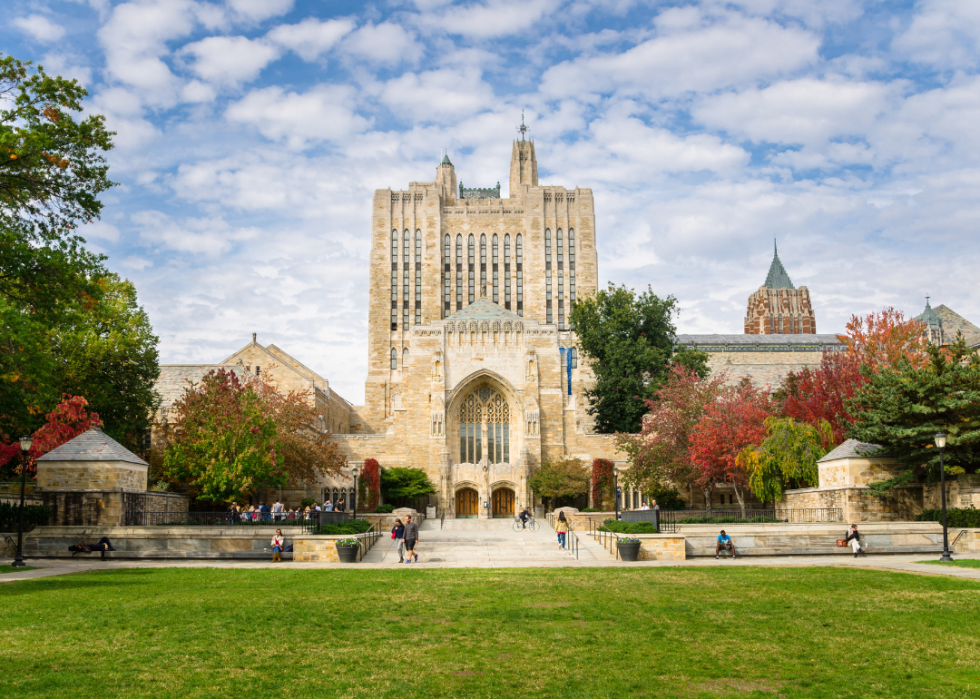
[3,0,980,403]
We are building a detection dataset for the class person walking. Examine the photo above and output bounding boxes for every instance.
[555,511,569,549]
[403,515,419,563]
[271,529,284,563]
[846,524,865,557]
[391,518,406,563]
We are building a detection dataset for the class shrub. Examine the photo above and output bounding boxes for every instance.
[599,520,657,534]
[300,497,316,508]
[916,508,980,528]
[580,507,606,513]
[380,467,435,501]
[336,537,361,547]
[315,519,373,535]
[591,458,614,509]
[0,502,51,532]
[646,485,684,510]
[369,504,396,513]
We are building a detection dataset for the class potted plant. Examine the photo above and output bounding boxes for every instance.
[617,535,642,562]
[336,537,361,563]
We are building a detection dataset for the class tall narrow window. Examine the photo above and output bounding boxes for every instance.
[516,234,523,317]
[402,230,410,329]
[455,234,463,311]
[492,235,499,303]
[503,234,511,310]
[414,230,421,325]
[557,228,564,329]
[569,228,576,305]
[390,348,397,370]
[443,234,451,318]
[467,234,475,304]
[479,234,487,299]
[545,229,553,324]
[403,347,409,367]
[391,229,398,330]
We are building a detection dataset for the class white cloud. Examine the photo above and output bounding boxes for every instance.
[225,85,370,148]
[540,11,820,99]
[120,255,153,271]
[894,0,980,68]
[415,0,561,39]
[133,210,261,255]
[226,0,294,22]
[83,220,121,243]
[13,14,66,42]
[381,68,496,122]
[342,22,422,65]
[266,17,355,61]
[180,35,281,86]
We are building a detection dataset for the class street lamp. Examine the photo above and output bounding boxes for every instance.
[935,433,953,562]
[614,469,620,521]
[12,436,33,568]
[351,466,360,521]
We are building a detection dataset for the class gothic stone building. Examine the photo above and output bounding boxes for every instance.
[333,138,621,518]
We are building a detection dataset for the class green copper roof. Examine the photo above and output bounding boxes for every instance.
[441,154,452,165]
[915,301,943,327]
[764,242,795,289]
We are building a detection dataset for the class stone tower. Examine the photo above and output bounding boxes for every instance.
[915,299,945,346]
[744,243,816,334]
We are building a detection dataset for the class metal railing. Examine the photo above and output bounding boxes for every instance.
[658,508,843,530]
[546,513,579,559]
[303,510,356,534]
[135,511,324,527]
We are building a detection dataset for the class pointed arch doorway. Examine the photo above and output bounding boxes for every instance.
[456,487,479,518]
[491,488,515,518]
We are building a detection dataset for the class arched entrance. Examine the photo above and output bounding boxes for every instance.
[491,488,515,518]
[456,487,479,518]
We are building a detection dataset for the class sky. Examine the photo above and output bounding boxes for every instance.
[3,0,980,403]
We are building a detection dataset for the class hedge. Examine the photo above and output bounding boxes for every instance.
[313,519,374,536]
[916,508,980,528]
[599,520,657,534]
[0,502,51,532]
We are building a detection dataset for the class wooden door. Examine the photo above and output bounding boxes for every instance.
[492,489,515,518]
[456,488,478,518]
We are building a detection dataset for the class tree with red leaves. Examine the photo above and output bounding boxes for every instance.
[591,458,614,510]
[780,351,864,446]
[689,383,772,513]
[0,395,102,478]
[618,364,725,502]
[360,458,381,511]
[840,307,928,370]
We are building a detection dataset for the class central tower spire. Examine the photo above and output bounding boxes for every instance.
[509,112,538,196]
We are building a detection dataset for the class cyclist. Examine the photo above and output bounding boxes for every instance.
[519,507,531,529]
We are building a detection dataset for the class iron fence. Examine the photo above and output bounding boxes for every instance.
[303,510,355,534]
[658,508,843,531]
[135,511,319,527]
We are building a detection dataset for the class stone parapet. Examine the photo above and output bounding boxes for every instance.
[952,529,980,553]
[590,530,686,561]
[292,531,380,562]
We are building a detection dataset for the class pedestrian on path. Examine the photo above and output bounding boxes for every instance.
[403,515,419,563]
[846,524,865,557]
[271,529,284,562]
[555,512,569,549]
[391,518,406,563]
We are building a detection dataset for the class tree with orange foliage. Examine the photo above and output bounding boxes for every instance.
[781,351,864,446]
[0,395,102,478]
[839,306,928,370]
[689,382,772,513]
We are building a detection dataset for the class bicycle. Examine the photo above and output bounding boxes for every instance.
[513,517,540,532]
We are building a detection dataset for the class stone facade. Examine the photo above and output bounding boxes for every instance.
[336,138,624,518]
[744,244,816,335]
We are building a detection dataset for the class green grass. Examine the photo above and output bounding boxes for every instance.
[2,567,980,698]
[0,564,36,574]
[918,558,980,569]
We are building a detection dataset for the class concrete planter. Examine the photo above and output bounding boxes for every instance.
[336,544,359,563]
[617,541,641,562]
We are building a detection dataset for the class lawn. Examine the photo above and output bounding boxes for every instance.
[918,558,980,569]
[2,567,979,699]
[0,565,36,574]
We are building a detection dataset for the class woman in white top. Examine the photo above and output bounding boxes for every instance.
[271,529,284,563]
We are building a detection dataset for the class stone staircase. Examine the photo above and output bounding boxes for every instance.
[361,517,601,566]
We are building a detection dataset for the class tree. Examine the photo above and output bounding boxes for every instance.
[618,364,725,501]
[569,283,709,433]
[689,383,771,513]
[780,351,864,446]
[846,337,980,493]
[528,456,589,510]
[163,370,283,503]
[738,417,831,506]
[839,307,928,370]
[0,394,101,478]
[359,458,380,511]
[246,372,345,488]
[591,458,615,510]
[380,467,436,503]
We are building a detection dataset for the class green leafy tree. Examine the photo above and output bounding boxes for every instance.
[569,283,708,433]
[846,337,980,493]
[738,417,831,505]
[528,456,590,510]
[164,370,284,503]
[380,467,436,503]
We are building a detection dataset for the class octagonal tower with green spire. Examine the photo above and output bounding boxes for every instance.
[744,241,816,334]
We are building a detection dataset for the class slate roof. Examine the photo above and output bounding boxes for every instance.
[915,301,943,328]
[156,364,242,408]
[36,427,148,465]
[817,439,889,462]
[443,298,527,323]
[934,305,980,346]
[763,243,795,289]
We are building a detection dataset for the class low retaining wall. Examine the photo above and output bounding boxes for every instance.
[25,525,306,560]
[292,531,379,562]
[952,528,980,553]
[551,510,615,532]
[591,531,686,561]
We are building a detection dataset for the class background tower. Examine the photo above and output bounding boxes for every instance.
[744,242,816,334]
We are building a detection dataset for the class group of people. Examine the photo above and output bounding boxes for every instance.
[389,516,419,563]
[226,496,352,523]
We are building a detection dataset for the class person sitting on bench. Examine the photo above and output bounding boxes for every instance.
[69,537,115,560]
[715,530,736,560]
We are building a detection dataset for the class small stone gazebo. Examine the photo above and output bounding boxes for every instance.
[36,427,187,526]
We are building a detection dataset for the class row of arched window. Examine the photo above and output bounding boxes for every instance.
[545,228,575,329]
[391,229,422,331]
[390,347,409,370]
[443,233,524,318]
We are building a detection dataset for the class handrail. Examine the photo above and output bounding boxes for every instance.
[950,529,969,548]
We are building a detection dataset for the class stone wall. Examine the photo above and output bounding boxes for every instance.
[37,460,148,491]
[952,529,980,553]
[292,531,380,562]
[590,530,686,561]
[41,490,188,527]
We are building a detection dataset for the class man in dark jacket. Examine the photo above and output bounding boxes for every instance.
[846,524,865,557]
[403,515,419,563]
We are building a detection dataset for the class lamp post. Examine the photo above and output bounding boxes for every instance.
[12,436,33,568]
[614,469,620,521]
[351,466,359,521]
[935,433,953,562]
